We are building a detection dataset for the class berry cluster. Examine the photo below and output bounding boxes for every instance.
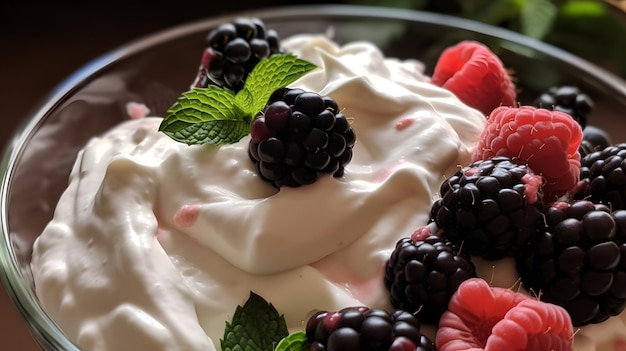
[194,17,282,92]
[248,88,355,188]
[388,44,626,347]
[304,307,435,351]
[376,41,615,348]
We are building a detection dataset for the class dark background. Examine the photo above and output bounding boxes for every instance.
[0,1,343,349]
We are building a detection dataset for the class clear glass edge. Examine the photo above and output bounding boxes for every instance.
[1,4,625,350]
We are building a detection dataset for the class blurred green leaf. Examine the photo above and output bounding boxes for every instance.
[520,0,557,39]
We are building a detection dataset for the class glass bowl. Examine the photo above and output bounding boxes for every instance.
[2,4,626,350]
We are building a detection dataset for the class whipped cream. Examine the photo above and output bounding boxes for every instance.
[30,35,625,351]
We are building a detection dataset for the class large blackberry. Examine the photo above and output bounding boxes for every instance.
[305,307,435,351]
[574,143,626,211]
[533,85,594,130]
[516,200,626,326]
[430,156,544,260]
[248,88,355,188]
[384,234,476,324]
[194,17,282,92]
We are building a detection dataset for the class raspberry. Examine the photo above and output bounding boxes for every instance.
[574,143,626,211]
[430,156,544,260]
[436,278,573,351]
[533,85,594,130]
[305,307,435,351]
[516,200,626,326]
[384,234,476,324]
[473,106,583,204]
[248,89,355,188]
[193,17,282,92]
[431,40,516,116]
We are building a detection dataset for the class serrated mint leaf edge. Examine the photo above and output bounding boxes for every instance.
[220,291,289,351]
[161,119,250,145]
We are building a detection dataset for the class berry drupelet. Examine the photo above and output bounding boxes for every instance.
[248,88,355,188]
[194,17,282,92]
[384,234,476,324]
[516,200,626,326]
[305,307,435,351]
[430,156,544,260]
[579,125,613,158]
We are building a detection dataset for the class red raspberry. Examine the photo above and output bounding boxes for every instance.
[436,278,573,351]
[431,40,516,116]
[474,105,583,204]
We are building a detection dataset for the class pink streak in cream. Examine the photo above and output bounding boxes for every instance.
[395,116,416,131]
[173,204,201,228]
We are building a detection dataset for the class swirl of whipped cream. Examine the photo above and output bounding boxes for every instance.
[31,35,489,350]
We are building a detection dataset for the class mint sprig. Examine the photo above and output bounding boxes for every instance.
[159,54,316,145]
[221,291,289,351]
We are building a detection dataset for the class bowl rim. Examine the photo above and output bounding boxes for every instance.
[2,4,626,350]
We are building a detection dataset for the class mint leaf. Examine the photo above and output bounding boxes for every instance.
[221,292,289,351]
[160,54,316,146]
[274,331,310,351]
[159,86,249,145]
[236,53,317,117]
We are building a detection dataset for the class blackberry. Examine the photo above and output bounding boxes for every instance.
[574,143,626,211]
[384,235,476,324]
[248,88,355,188]
[533,85,594,130]
[516,200,626,326]
[305,307,435,351]
[430,156,544,260]
[194,17,282,92]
